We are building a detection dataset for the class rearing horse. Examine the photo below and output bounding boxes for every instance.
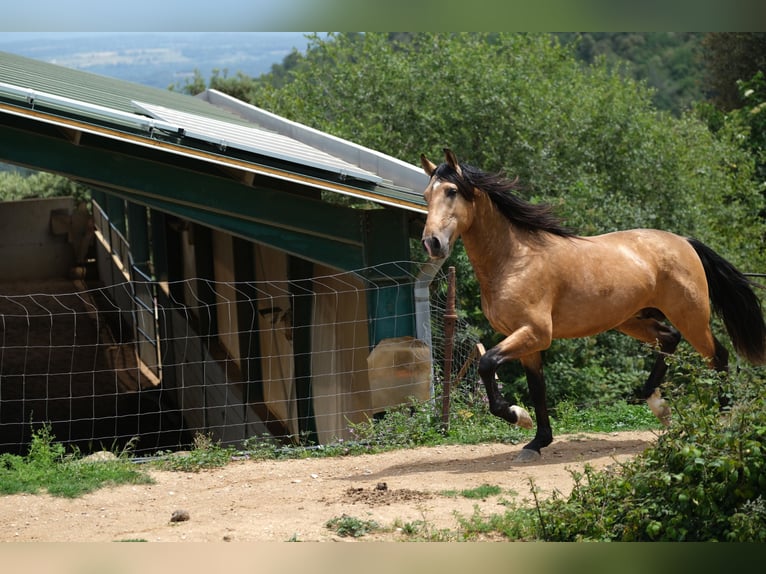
[421,149,766,461]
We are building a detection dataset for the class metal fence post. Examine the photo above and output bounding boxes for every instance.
[441,266,457,432]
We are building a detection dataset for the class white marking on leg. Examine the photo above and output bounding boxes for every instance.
[510,405,534,429]
[647,388,671,426]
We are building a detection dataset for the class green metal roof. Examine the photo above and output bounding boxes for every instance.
[0,51,428,212]
[0,51,248,123]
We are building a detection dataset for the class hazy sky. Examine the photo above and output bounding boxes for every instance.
[0,1,761,33]
[2,1,312,32]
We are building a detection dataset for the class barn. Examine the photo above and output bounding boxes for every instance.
[0,51,443,453]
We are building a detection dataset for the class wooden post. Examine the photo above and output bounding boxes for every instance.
[441,266,457,432]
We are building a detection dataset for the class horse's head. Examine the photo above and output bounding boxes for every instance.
[420,148,476,259]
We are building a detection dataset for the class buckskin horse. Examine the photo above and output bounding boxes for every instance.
[420,148,766,461]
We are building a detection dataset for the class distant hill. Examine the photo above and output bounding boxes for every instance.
[0,32,310,89]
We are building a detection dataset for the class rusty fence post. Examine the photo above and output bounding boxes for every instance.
[441,266,457,432]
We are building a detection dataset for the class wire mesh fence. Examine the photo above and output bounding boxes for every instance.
[0,262,481,455]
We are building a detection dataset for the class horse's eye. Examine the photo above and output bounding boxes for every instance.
[445,187,458,198]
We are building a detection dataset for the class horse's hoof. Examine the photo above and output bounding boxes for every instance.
[510,405,534,429]
[514,448,541,463]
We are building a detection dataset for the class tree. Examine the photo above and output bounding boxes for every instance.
[0,170,90,202]
[171,68,259,100]
[698,34,766,234]
[247,32,761,254]
[237,32,764,405]
[702,33,766,111]
[560,32,707,116]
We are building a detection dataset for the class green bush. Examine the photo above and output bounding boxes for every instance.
[346,396,445,449]
[531,352,766,541]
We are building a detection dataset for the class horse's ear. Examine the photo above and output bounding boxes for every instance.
[443,148,462,177]
[420,154,437,177]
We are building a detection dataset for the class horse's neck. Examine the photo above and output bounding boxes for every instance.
[461,194,535,288]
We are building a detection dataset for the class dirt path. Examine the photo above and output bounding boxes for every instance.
[0,430,658,542]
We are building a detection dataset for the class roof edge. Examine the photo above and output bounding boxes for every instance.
[198,89,429,194]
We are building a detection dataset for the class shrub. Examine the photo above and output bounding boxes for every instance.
[532,351,766,541]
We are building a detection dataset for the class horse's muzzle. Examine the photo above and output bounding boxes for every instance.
[422,235,448,259]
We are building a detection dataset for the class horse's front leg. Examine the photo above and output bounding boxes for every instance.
[518,352,552,459]
[478,339,550,462]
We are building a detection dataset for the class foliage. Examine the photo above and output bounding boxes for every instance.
[346,397,445,449]
[239,32,765,411]
[704,70,766,191]
[171,68,260,101]
[551,397,661,434]
[150,432,236,472]
[231,389,656,462]
[245,32,761,242]
[0,425,151,498]
[559,32,706,116]
[452,354,766,541]
[0,169,91,202]
[701,33,766,112]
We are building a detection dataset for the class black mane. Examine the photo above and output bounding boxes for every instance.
[433,161,575,238]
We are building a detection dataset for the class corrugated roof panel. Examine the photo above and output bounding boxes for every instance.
[0,52,252,125]
[133,101,383,184]
[0,51,428,209]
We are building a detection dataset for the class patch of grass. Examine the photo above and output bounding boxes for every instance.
[224,392,660,463]
[552,398,661,434]
[341,392,659,458]
[455,503,540,541]
[239,433,366,461]
[150,433,236,472]
[0,425,152,498]
[325,514,381,538]
[441,483,503,499]
[393,517,457,541]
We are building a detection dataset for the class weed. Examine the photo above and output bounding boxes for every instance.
[455,504,540,541]
[150,433,235,472]
[441,483,503,500]
[394,517,457,541]
[325,514,381,538]
[347,397,443,449]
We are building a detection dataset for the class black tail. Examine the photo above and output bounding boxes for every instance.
[688,238,766,365]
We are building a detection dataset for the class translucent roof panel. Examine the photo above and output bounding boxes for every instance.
[132,101,383,184]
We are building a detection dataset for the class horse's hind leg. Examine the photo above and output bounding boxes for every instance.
[616,312,681,425]
[683,328,731,409]
[662,300,731,409]
[711,338,731,409]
